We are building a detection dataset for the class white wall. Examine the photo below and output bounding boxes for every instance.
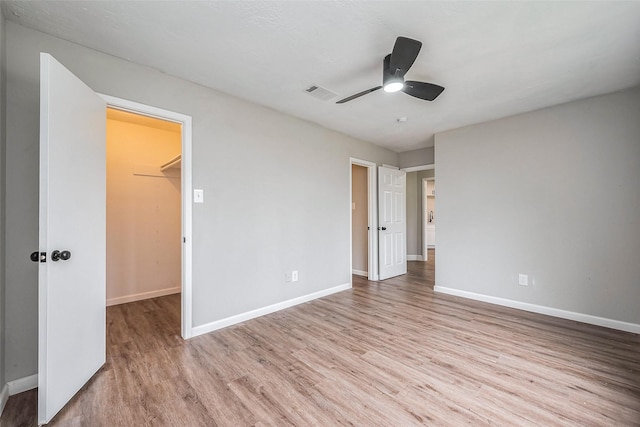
[436,87,640,328]
[2,22,398,382]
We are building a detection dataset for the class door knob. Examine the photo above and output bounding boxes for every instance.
[30,251,47,263]
[381,227,387,231]
[51,250,72,262]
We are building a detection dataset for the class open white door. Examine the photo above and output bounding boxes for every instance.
[38,53,106,424]
[378,166,407,280]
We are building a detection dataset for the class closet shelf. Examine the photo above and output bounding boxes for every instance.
[160,154,181,171]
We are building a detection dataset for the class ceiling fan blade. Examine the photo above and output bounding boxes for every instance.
[336,86,383,104]
[389,37,422,76]
[402,81,445,101]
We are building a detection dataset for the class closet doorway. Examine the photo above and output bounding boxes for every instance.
[351,164,369,278]
[422,177,436,261]
[106,108,182,315]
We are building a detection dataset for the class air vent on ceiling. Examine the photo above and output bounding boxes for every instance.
[305,85,337,101]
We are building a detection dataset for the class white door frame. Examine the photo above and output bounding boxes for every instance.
[349,158,378,282]
[99,94,194,339]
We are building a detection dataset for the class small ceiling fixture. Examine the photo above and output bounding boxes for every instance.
[397,117,408,123]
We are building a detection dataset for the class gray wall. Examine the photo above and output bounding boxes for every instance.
[436,87,640,324]
[406,169,434,257]
[402,144,436,257]
[3,23,398,382]
[405,172,419,257]
[398,145,434,169]
[351,165,368,273]
[0,6,6,393]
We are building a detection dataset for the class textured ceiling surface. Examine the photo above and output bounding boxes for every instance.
[3,1,640,152]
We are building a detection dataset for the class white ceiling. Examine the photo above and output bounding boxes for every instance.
[3,1,640,152]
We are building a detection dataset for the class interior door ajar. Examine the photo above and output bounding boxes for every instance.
[378,166,407,280]
[37,53,106,425]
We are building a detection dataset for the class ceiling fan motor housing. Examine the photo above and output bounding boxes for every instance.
[382,54,404,92]
[383,55,403,83]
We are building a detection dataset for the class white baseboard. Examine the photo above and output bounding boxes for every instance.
[352,269,368,277]
[407,255,423,261]
[0,383,8,417]
[434,286,640,334]
[107,286,181,306]
[7,374,38,395]
[192,283,351,337]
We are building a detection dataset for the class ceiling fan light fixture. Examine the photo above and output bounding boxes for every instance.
[335,37,444,104]
[383,79,404,93]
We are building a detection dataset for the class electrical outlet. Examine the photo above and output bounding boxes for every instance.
[285,272,292,282]
[518,274,528,286]
[292,270,298,282]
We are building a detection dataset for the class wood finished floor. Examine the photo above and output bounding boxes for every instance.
[3,249,640,426]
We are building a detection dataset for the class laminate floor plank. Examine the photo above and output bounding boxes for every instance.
[2,250,640,426]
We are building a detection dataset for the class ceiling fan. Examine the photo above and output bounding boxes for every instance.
[336,36,444,104]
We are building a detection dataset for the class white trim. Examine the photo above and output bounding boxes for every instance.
[181,115,194,339]
[434,286,640,334]
[106,287,181,306]
[192,283,351,337]
[0,384,8,417]
[99,94,194,339]
[8,374,38,395]
[352,269,368,277]
[402,163,435,173]
[350,158,379,282]
[407,255,423,261]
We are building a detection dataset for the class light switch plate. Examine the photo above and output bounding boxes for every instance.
[194,189,204,203]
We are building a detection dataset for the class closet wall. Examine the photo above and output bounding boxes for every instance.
[351,164,368,275]
[106,109,182,305]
